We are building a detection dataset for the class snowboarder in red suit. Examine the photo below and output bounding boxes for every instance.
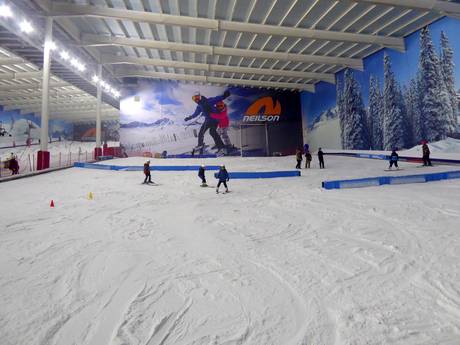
[210,100,232,150]
[143,160,152,183]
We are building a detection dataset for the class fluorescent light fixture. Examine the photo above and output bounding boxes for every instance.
[92,75,99,83]
[0,4,13,17]
[46,41,57,51]
[77,63,86,72]
[19,20,34,34]
[113,90,120,98]
[60,50,70,60]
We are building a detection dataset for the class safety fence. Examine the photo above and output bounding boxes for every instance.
[74,162,301,179]
[324,152,460,165]
[0,151,94,179]
[322,170,460,190]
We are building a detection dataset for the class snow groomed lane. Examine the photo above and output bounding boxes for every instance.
[1,156,460,345]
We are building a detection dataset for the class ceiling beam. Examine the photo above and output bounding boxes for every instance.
[35,109,119,117]
[115,70,315,92]
[0,82,69,91]
[50,2,405,50]
[0,71,43,80]
[356,0,460,17]
[0,89,87,99]
[19,104,113,115]
[102,54,336,83]
[1,96,95,107]
[0,58,27,66]
[82,35,363,70]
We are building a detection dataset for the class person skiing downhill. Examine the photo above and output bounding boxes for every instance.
[143,160,153,184]
[198,164,207,186]
[210,100,234,153]
[216,165,229,193]
[184,91,230,154]
[422,141,432,166]
[318,148,325,169]
[388,149,399,170]
[295,148,303,169]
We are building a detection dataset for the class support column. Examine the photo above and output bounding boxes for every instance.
[94,64,103,160]
[37,17,53,170]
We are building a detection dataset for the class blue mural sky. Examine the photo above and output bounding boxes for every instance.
[302,16,460,126]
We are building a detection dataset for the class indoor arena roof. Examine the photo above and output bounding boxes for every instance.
[5,0,460,102]
[0,47,119,121]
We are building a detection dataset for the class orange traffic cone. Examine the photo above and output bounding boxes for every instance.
[50,200,55,208]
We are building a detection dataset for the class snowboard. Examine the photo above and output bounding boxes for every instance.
[200,184,215,188]
[384,168,404,172]
[141,182,160,186]
[416,165,434,168]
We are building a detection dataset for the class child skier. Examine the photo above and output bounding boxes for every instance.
[305,150,312,168]
[295,148,303,169]
[318,148,325,169]
[143,160,153,184]
[198,164,207,186]
[388,149,399,170]
[216,165,229,194]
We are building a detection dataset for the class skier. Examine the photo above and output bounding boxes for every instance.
[210,100,234,153]
[143,160,153,184]
[295,148,303,169]
[388,149,399,170]
[422,141,432,166]
[318,148,325,169]
[184,91,230,154]
[216,165,229,194]
[305,150,312,169]
[198,164,207,187]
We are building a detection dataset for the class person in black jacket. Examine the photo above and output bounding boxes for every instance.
[216,165,229,193]
[198,164,207,186]
[305,150,312,169]
[318,148,325,169]
[422,142,432,166]
[389,149,399,170]
[295,148,303,169]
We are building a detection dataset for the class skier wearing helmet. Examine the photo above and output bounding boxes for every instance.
[184,90,230,154]
[216,165,229,194]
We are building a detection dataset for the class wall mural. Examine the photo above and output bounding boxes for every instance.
[120,80,302,156]
[0,107,73,150]
[301,17,460,151]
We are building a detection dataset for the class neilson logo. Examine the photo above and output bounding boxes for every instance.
[243,96,282,122]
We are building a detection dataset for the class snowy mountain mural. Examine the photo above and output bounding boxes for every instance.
[120,80,302,156]
[301,16,460,151]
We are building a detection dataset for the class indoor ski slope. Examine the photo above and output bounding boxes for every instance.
[1,156,460,345]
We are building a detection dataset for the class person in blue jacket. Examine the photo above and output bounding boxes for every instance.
[198,164,207,186]
[216,165,229,193]
[184,91,230,153]
[388,149,399,170]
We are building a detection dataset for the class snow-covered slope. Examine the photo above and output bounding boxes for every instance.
[1,156,460,345]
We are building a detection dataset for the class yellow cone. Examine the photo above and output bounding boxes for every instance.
[88,192,93,200]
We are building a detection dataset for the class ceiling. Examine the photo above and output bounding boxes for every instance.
[0,45,119,121]
[5,0,460,98]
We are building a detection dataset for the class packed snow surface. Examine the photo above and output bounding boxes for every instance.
[1,155,460,345]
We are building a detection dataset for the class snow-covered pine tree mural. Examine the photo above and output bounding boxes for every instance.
[300,17,460,151]
[418,26,450,142]
[440,31,459,134]
[368,76,384,150]
[341,69,369,150]
[383,54,405,150]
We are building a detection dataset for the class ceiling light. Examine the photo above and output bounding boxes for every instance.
[60,50,70,60]
[19,20,34,34]
[0,4,13,17]
[92,75,99,83]
[46,41,57,51]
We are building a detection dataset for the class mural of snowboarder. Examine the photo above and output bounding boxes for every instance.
[184,91,230,154]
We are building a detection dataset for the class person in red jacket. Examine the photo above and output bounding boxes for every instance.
[143,160,152,184]
[210,100,232,150]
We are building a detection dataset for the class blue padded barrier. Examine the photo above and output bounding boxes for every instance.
[74,162,221,171]
[322,170,460,190]
[325,152,460,165]
[214,170,300,179]
[166,154,217,158]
